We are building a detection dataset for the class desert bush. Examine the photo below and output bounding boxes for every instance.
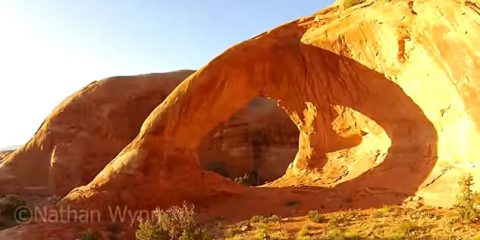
[249,214,280,224]
[79,229,101,240]
[296,224,312,239]
[453,174,480,223]
[234,171,258,186]
[0,194,27,220]
[327,228,361,240]
[251,226,288,240]
[224,227,242,238]
[308,210,327,223]
[106,222,121,240]
[380,205,397,214]
[384,221,417,239]
[135,202,211,240]
[342,0,366,8]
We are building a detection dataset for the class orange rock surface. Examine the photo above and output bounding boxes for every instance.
[60,0,480,210]
[0,71,297,196]
[0,150,12,163]
[0,71,193,195]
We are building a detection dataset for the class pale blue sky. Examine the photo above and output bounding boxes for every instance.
[0,0,335,147]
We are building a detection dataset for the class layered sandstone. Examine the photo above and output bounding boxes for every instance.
[61,0,480,209]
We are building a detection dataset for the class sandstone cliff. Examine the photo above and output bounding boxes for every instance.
[61,0,480,209]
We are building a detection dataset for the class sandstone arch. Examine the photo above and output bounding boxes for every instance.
[0,71,298,196]
[62,0,480,210]
[2,0,474,210]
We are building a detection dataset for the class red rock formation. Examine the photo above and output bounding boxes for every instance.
[0,71,298,196]
[0,150,12,163]
[0,71,193,195]
[61,0,480,209]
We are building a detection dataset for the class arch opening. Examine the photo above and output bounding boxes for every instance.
[199,98,299,185]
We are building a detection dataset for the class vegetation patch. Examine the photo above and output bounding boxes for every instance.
[79,229,101,240]
[308,210,327,223]
[136,202,211,240]
[452,174,480,223]
[234,171,259,186]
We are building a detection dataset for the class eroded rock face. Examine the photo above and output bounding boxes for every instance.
[0,150,13,163]
[62,0,480,209]
[0,71,299,196]
[0,71,194,195]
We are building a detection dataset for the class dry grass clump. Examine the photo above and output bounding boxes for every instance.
[135,202,210,240]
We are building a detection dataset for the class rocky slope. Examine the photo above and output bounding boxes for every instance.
[60,0,480,210]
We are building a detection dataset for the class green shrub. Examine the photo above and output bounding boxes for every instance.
[79,229,100,240]
[453,174,480,223]
[249,214,280,224]
[342,0,366,8]
[0,194,27,220]
[296,224,311,239]
[308,210,327,223]
[327,228,361,240]
[234,171,258,186]
[135,202,211,240]
[384,221,417,239]
[106,222,121,240]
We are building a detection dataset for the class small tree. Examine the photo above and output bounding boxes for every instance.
[454,174,480,222]
[0,194,27,220]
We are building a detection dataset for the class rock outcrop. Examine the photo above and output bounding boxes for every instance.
[0,150,12,163]
[61,0,480,209]
[0,71,298,196]
[0,71,194,195]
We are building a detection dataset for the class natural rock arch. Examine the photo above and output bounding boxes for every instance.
[0,72,298,196]
[62,15,440,210]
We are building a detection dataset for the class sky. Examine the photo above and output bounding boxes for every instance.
[0,0,335,148]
